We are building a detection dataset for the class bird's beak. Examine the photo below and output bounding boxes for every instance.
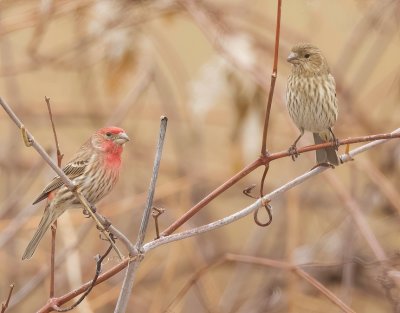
[115,132,130,145]
[287,51,298,63]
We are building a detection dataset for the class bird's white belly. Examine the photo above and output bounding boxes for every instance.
[286,75,337,133]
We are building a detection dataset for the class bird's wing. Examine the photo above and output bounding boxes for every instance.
[32,157,90,205]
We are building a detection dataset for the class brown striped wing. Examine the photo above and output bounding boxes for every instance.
[32,158,89,205]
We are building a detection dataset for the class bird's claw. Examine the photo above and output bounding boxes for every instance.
[288,145,299,161]
[90,204,97,214]
[332,137,340,151]
[82,205,96,218]
[328,128,340,151]
[310,162,335,171]
[82,208,90,218]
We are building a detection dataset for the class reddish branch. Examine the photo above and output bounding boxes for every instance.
[37,260,130,313]
[161,131,400,236]
[1,284,14,313]
[260,0,282,155]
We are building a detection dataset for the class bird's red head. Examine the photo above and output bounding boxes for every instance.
[91,126,130,155]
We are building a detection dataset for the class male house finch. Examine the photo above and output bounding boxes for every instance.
[286,43,339,166]
[22,127,129,260]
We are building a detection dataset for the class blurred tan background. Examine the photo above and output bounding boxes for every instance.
[1,0,400,312]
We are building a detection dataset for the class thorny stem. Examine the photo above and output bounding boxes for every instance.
[260,0,282,156]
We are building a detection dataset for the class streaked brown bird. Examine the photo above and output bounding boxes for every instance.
[22,127,130,260]
[286,43,339,166]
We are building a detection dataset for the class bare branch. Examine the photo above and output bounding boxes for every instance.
[114,116,168,313]
[51,245,113,312]
[44,96,63,166]
[44,96,62,299]
[1,284,14,313]
[260,0,282,155]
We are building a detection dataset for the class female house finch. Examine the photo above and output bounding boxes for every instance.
[286,43,339,166]
[22,127,129,260]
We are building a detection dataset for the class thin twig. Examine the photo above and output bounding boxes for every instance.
[294,268,355,313]
[0,97,123,259]
[260,0,282,156]
[1,284,14,313]
[254,0,282,228]
[224,254,355,313]
[9,223,93,310]
[37,259,131,313]
[136,116,168,248]
[44,96,63,299]
[52,244,113,312]
[45,96,63,165]
[114,116,168,313]
[161,157,265,236]
[152,207,165,239]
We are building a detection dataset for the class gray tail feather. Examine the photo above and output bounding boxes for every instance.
[313,133,339,166]
[22,207,58,260]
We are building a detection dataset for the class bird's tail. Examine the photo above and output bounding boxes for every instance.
[313,132,339,166]
[22,206,59,260]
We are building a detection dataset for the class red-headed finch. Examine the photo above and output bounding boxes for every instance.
[286,43,339,166]
[22,127,129,260]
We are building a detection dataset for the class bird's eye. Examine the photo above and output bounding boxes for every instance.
[304,53,310,59]
[106,132,112,137]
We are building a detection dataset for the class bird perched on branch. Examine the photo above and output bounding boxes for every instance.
[22,127,130,260]
[286,43,339,166]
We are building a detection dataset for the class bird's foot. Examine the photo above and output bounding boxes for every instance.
[82,208,90,218]
[328,128,340,151]
[310,162,335,171]
[90,204,97,213]
[82,205,96,218]
[288,145,299,161]
[332,137,340,151]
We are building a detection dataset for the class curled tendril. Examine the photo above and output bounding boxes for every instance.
[253,200,272,227]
